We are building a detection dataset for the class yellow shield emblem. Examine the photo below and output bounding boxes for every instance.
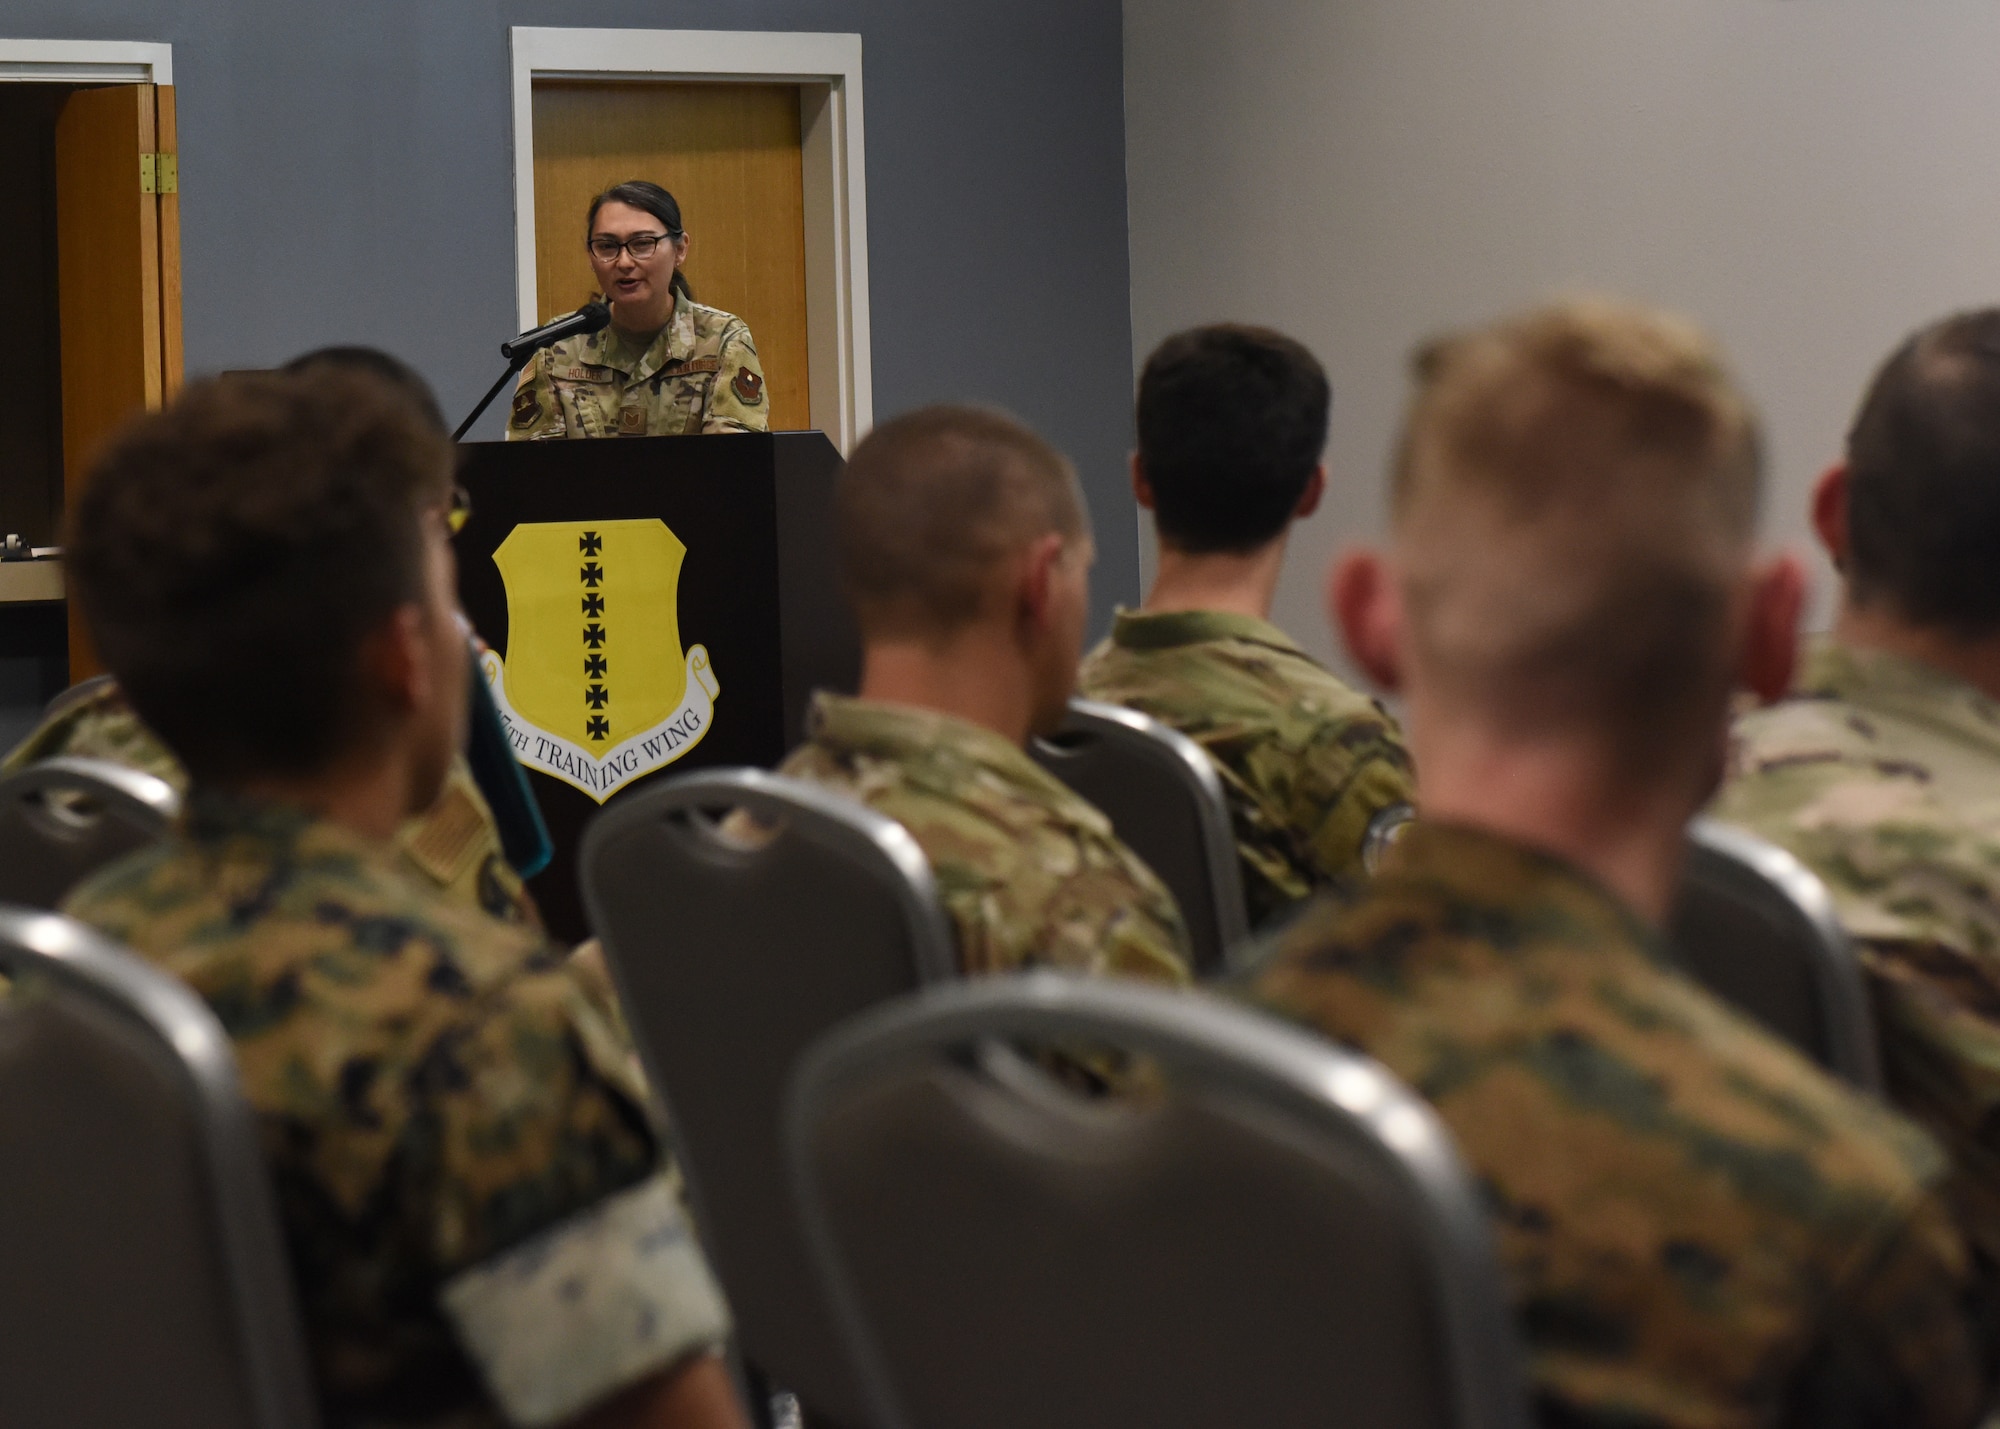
[482,518,720,802]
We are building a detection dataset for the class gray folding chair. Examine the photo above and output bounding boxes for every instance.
[0,907,316,1429]
[0,756,180,910]
[1667,817,1882,1090]
[579,768,957,1428]
[43,671,119,721]
[788,974,1529,1429]
[1030,699,1248,976]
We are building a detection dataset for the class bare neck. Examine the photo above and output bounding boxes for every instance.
[859,634,1037,748]
[1142,536,1289,621]
[231,745,420,844]
[1835,598,2000,704]
[609,286,676,339]
[1407,708,1696,925]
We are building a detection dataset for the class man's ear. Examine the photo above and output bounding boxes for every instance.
[1740,553,1807,705]
[1811,464,1850,571]
[354,604,431,718]
[1329,548,1402,693]
[1130,453,1156,512]
[1016,532,1067,636]
[1294,464,1326,521]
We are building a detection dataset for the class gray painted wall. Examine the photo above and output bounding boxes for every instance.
[3,0,1139,625]
[1126,0,2000,675]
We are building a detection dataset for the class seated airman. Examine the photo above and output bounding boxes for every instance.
[781,404,1192,989]
[1080,325,1414,925]
[1715,307,2000,1280]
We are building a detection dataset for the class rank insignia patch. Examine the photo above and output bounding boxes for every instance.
[482,519,720,802]
[731,367,764,405]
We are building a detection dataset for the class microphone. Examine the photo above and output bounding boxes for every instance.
[500,300,610,364]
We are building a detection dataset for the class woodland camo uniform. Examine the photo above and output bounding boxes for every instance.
[507,291,770,439]
[779,692,1193,987]
[1,679,538,926]
[1079,608,1415,926]
[61,789,727,1428]
[1250,819,1985,1429]
[1716,637,2000,1271]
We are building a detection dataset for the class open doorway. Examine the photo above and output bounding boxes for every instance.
[0,40,183,723]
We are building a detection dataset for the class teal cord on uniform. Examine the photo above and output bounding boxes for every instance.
[466,649,553,879]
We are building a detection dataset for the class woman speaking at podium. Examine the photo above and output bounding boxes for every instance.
[507,181,770,439]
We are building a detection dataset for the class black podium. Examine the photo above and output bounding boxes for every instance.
[455,432,858,941]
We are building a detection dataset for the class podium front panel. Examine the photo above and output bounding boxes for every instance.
[455,432,853,941]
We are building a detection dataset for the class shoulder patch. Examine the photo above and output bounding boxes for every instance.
[510,387,540,429]
[732,367,765,405]
[400,782,487,886]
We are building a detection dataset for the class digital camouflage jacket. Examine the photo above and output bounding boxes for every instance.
[1251,820,1984,1429]
[60,791,729,1428]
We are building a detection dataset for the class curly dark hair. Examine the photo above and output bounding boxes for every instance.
[67,368,453,782]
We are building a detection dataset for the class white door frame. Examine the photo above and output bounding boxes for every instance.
[0,38,172,84]
[510,27,873,450]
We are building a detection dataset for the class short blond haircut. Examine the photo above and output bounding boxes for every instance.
[837,404,1089,640]
[1391,298,1762,757]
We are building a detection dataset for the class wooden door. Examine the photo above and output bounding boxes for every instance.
[532,81,812,432]
[54,82,185,676]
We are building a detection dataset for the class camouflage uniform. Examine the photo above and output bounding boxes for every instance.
[2,680,538,926]
[1078,609,1415,926]
[779,692,1193,986]
[506,293,770,439]
[1251,820,1984,1429]
[60,791,730,1428]
[1715,638,2000,1272]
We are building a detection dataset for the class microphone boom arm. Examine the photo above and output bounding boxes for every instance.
[453,301,610,442]
[452,349,532,443]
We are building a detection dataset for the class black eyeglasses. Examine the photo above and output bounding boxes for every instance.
[588,232,673,261]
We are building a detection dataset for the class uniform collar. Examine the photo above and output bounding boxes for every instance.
[1109,607,1307,656]
[804,692,1107,826]
[1374,820,1673,969]
[183,785,388,865]
[1799,637,2000,759]
[578,290,695,383]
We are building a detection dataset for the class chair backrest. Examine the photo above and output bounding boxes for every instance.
[0,757,180,911]
[788,975,1529,1429]
[1667,818,1882,1090]
[0,908,317,1429]
[579,768,956,1424]
[1030,700,1248,975]
[43,671,119,721]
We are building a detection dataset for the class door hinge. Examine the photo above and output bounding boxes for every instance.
[140,153,178,195]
